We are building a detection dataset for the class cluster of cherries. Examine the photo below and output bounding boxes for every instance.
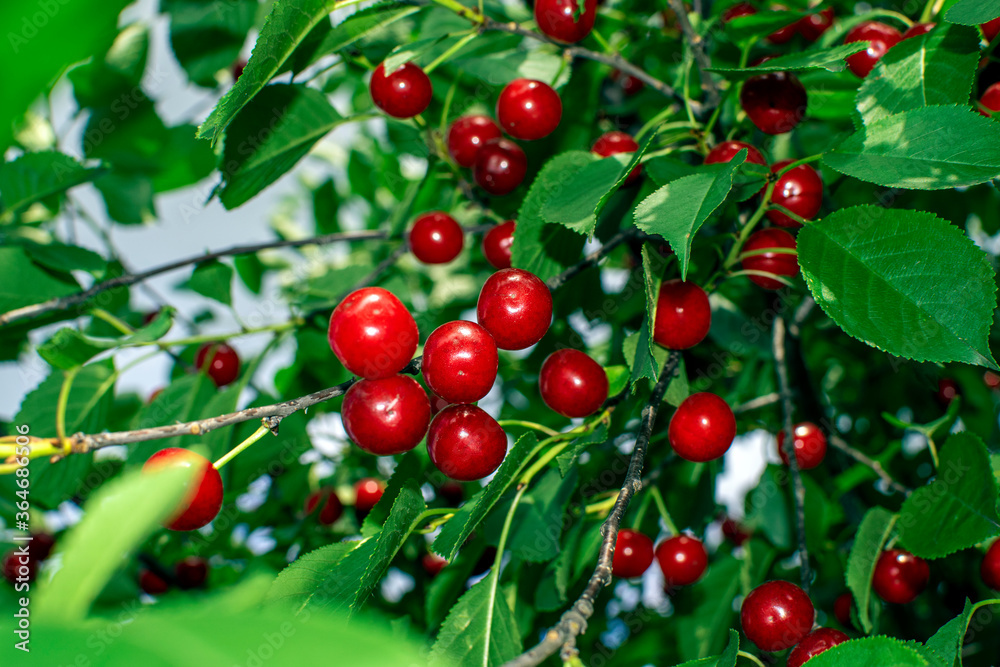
[611,529,709,588]
[138,555,209,596]
[741,580,849,665]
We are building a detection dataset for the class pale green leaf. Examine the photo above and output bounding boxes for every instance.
[0,151,103,215]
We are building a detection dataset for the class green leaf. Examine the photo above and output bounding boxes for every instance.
[94,172,156,224]
[130,373,218,462]
[673,629,740,667]
[197,0,338,144]
[0,151,102,216]
[429,571,522,667]
[806,637,931,666]
[507,469,577,562]
[824,106,1000,190]
[33,465,192,621]
[604,366,629,397]
[165,0,257,87]
[541,154,630,235]
[846,506,897,634]
[725,10,804,43]
[220,84,348,209]
[23,242,106,275]
[623,322,666,387]
[634,154,746,280]
[186,260,234,306]
[556,424,609,476]
[645,156,697,187]
[709,43,867,77]
[945,0,1000,25]
[798,206,998,369]
[434,434,538,560]
[265,541,362,605]
[455,50,571,89]
[38,310,174,370]
[0,246,78,314]
[300,3,422,71]
[898,433,1000,558]
[361,451,425,535]
[384,34,450,72]
[924,598,974,667]
[856,25,981,126]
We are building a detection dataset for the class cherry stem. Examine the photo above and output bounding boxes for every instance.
[55,367,79,454]
[498,420,560,438]
[737,651,766,667]
[214,423,272,470]
[827,433,912,497]
[423,31,478,74]
[648,486,679,536]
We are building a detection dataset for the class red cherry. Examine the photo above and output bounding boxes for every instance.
[496,79,562,141]
[447,115,502,168]
[979,82,1000,117]
[655,535,708,587]
[937,378,960,406]
[984,371,1000,390]
[423,553,449,576]
[844,21,903,78]
[142,448,224,531]
[982,539,1000,590]
[872,549,930,604]
[409,211,464,265]
[175,556,209,590]
[474,138,528,195]
[342,375,431,455]
[741,228,799,290]
[482,220,516,269]
[591,131,642,185]
[610,69,645,96]
[787,628,850,667]
[705,140,767,167]
[798,8,835,42]
[370,61,432,119]
[138,569,170,595]
[30,533,55,560]
[668,393,736,463]
[430,391,451,416]
[534,0,597,43]
[319,491,344,524]
[539,349,609,418]
[328,287,418,380]
[766,160,823,228]
[3,550,37,585]
[902,22,935,39]
[722,517,751,546]
[982,17,1000,42]
[834,592,853,626]
[195,343,240,387]
[477,268,553,350]
[653,280,711,350]
[722,2,756,22]
[427,405,508,481]
[777,422,827,470]
[768,6,799,45]
[740,72,807,135]
[423,321,499,404]
[354,478,385,515]
[740,580,815,652]
[612,529,654,578]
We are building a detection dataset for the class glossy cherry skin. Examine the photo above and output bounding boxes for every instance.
[175,556,209,590]
[741,228,799,290]
[342,375,431,455]
[740,72,807,135]
[3,550,38,585]
[873,549,930,604]
[767,160,823,228]
[142,448,224,531]
[409,211,464,264]
[767,6,799,45]
[448,115,503,167]
[844,22,903,78]
[612,529,654,578]
[982,17,1000,42]
[477,268,553,350]
[328,287,418,380]
[426,405,508,481]
[422,320,499,404]
[534,0,597,43]
[539,349,609,418]
[653,280,712,350]
[354,478,385,515]
[979,82,1000,117]
[474,138,528,195]
[138,569,169,595]
[655,535,708,587]
[981,539,1000,590]
[482,220,516,269]
[740,580,815,652]
[423,553,449,576]
[705,140,767,167]
[370,61,432,119]
[787,628,850,667]
[592,131,641,185]
[195,343,240,387]
[668,393,736,463]
[304,487,344,525]
[722,2,756,22]
[777,422,827,470]
[496,79,562,141]
[798,9,835,42]
[834,592,853,626]
[902,22,935,39]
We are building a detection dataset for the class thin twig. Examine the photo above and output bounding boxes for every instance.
[772,317,811,593]
[732,392,780,414]
[545,229,634,291]
[503,352,681,667]
[666,0,721,108]
[788,296,815,337]
[828,433,911,497]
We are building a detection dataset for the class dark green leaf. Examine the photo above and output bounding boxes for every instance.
[709,43,867,77]
[672,629,740,667]
[38,309,174,370]
[507,469,577,562]
[541,154,630,235]
[806,637,931,666]
[945,0,1000,25]
[556,424,609,477]
[0,151,102,215]
[846,506,897,634]
[454,50,571,88]
[301,3,422,71]
[23,242,106,275]
[166,0,257,87]
[0,246,78,314]
[185,260,234,306]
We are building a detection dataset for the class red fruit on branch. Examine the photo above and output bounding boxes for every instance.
[175,556,209,589]
[982,17,1000,42]
[844,21,902,78]
[448,115,503,168]
[3,550,38,585]
[482,220,516,269]
[786,628,850,667]
[610,69,645,96]
[721,3,756,22]
[370,61,432,119]
[741,228,799,290]
[497,79,562,140]
[138,569,170,595]
[834,592,853,626]
[477,268,553,350]
[423,553,449,576]
[534,0,597,43]
[936,378,960,405]
[427,405,508,481]
[474,138,528,195]
[798,9,835,42]
[979,83,1000,117]
[591,131,642,185]
[655,535,708,586]
[873,549,930,604]
[342,375,431,455]
[653,280,712,350]
[668,393,736,462]
[195,343,240,387]
[767,160,823,228]
[305,488,345,525]
[354,478,385,515]
[740,580,815,651]
[612,529,654,578]
[740,72,808,135]
[423,321,499,404]
[142,448,224,531]
[982,540,1000,590]
[539,348,609,418]
[705,140,767,167]
[777,422,827,470]
[409,211,464,265]
[328,287,418,380]
[902,23,935,39]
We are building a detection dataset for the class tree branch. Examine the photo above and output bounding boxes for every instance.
[772,316,811,593]
[666,0,721,109]
[827,433,911,497]
[545,229,634,291]
[732,392,780,414]
[503,352,681,667]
